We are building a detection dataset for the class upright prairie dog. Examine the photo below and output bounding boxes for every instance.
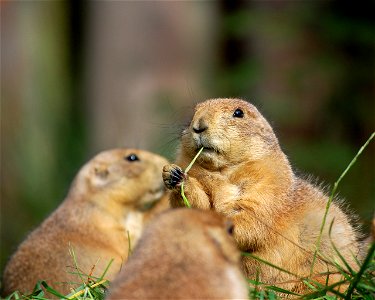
[106,208,248,299]
[2,148,169,297]
[163,98,360,293]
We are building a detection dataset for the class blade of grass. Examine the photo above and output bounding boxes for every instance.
[255,268,260,293]
[40,281,69,299]
[247,277,301,296]
[98,258,114,282]
[127,230,133,257]
[185,147,204,173]
[68,244,85,284]
[245,250,354,298]
[302,279,348,299]
[259,291,265,300]
[30,281,45,298]
[66,279,108,299]
[242,252,299,278]
[4,291,21,300]
[264,285,301,296]
[310,132,374,275]
[344,242,375,299]
[357,282,375,293]
[180,183,191,208]
[180,147,204,208]
[328,219,355,276]
[65,271,100,282]
[268,290,277,300]
[302,279,318,291]
[86,288,94,299]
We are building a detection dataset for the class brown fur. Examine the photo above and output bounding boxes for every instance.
[2,149,169,297]
[163,98,361,294]
[106,208,248,299]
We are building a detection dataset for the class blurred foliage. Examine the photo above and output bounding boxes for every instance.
[1,1,88,271]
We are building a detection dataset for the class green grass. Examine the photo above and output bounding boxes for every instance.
[4,268,110,300]
[4,278,110,300]
[3,133,374,299]
[4,247,112,300]
[244,242,374,299]
[181,146,204,208]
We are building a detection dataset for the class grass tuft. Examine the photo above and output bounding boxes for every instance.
[310,132,374,275]
[4,247,111,300]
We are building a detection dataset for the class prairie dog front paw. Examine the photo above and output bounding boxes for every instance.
[163,164,185,190]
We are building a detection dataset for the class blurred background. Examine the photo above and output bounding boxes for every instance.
[1,1,374,272]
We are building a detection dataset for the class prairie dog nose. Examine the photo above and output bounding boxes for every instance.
[192,118,208,133]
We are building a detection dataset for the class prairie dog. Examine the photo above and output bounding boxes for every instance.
[163,98,360,293]
[2,149,169,296]
[106,208,248,299]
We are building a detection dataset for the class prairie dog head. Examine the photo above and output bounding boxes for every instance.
[68,149,168,208]
[151,208,240,264]
[180,98,279,169]
[106,208,246,300]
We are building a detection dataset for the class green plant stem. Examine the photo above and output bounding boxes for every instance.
[180,147,204,208]
[40,281,68,299]
[242,252,298,277]
[68,244,85,284]
[310,132,374,275]
[185,147,204,173]
[328,220,354,276]
[98,259,113,281]
[127,230,132,257]
[180,182,191,208]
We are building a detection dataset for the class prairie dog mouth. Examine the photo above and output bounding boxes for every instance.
[201,147,217,153]
[148,185,165,200]
[196,144,220,155]
[151,186,165,198]
[138,185,165,211]
[194,136,219,153]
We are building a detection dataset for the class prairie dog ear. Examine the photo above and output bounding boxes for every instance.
[92,167,110,187]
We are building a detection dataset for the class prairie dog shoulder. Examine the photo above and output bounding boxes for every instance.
[163,98,361,292]
[107,208,248,299]
[2,148,169,297]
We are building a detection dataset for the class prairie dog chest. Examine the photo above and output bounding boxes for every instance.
[224,267,249,298]
[213,182,241,205]
[201,172,242,205]
[122,211,144,246]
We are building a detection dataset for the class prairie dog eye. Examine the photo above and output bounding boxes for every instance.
[125,154,139,162]
[233,108,244,118]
